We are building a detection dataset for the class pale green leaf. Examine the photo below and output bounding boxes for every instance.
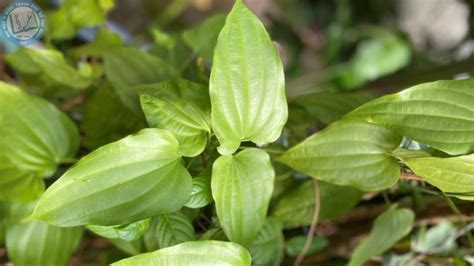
[279,119,402,191]
[211,148,275,247]
[413,221,457,254]
[349,205,414,266]
[0,155,44,202]
[0,82,79,176]
[6,221,82,266]
[112,240,252,266]
[249,218,284,266]
[272,180,362,228]
[182,13,226,61]
[104,48,177,114]
[210,0,288,155]
[155,211,196,248]
[87,219,151,241]
[286,235,329,257]
[29,128,192,226]
[6,48,92,89]
[185,175,213,208]
[140,78,211,157]
[348,79,474,155]
[404,154,474,200]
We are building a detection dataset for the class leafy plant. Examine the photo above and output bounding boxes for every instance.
[2,0,474,265]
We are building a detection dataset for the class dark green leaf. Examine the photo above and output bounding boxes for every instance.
[285,235,329,257]
[87,219,151,241]
[249,218,285,266]
[185,175,213,208]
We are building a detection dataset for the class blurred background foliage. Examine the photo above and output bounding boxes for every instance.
[1,0,474,265]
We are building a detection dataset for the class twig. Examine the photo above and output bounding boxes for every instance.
[400,172,425,182]
[294,179,320,266]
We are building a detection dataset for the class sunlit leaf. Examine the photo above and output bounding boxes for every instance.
[279,119,402,191]
[185,175,213,208]
[211,148,274,247]
[348,79,474,155]
[112,240,252,266]
[210,0,288,155]
[29,129,192,226]
[87,219,151,241]
[140,78,211,157]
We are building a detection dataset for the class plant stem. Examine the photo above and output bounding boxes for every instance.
[294,179,320,266]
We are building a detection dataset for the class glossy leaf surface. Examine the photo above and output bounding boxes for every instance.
[30,129,192,226]
[210,0,288,155]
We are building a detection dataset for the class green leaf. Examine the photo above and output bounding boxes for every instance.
[6,221,82,266]
[6,48,92,89]
[211,148,275,247]
[413,221,457,254]
[249,218,285,266]
[47,0,108,40]
[349,205,414,266]
[200,228,228,241]
[87,219,151,241]
[70,28,123,58]
[210,0,288,155]
[279,119,402,191]
[286,235,329,257]
[81,83,144,150]
[0,155,44,202]
[294,91,373,125]
[104,48,177,114]
[0,82,79,176]
[348,79,474,155]
[29,128,192,226]
[155,211,196,248]
[140,78,211,157]
[272,180,362,228]
[112,240,252,266]
[185,175,213,208]
[109,238,143,256]
[403,154,474,200]
[182,13,226,61]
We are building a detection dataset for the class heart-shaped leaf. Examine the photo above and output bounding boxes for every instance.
[29,128,192,226]
[211,148,275,247]
[278,119,402,191]
[210,0,288,155]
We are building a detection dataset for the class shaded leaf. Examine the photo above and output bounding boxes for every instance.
[286,235,329,257]
[6,221,82,266]
[211,148,274,247]
[249,218,285,266]
[348,79,474,155]
[349,205,414,266]
[112,240,251,266]
[272,180,362,228]
[185,175,213,208]
[210,0,288,155]
[182,13,226,61]
[140,78,211,157]
[30,128,192,226]
[413,221,457,254]
[0,82,79,176]
[155,211,196,248]
[279,119,402,191]
[104,48,177,114]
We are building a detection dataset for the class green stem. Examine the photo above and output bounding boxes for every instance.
[444,195,474,248]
